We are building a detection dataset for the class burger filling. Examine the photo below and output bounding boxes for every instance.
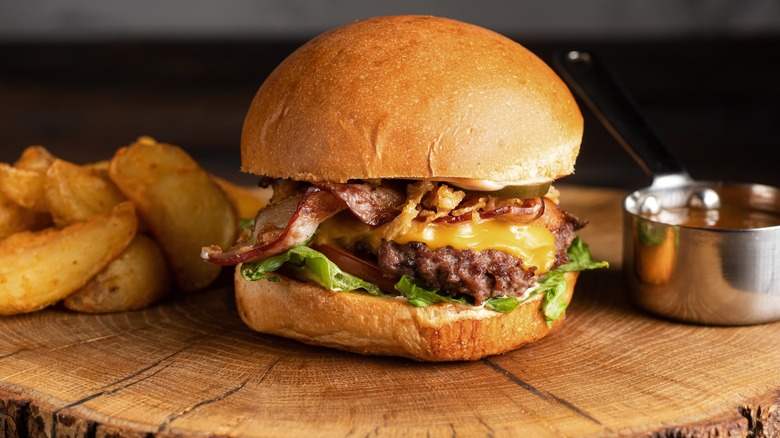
[201,179,606,323]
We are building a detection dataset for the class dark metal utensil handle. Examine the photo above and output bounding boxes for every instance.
[553,50,692,185]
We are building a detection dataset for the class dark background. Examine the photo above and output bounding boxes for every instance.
[1,2,779,190]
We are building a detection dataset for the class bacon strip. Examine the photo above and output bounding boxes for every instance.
[201,187,346,266]
[316,182,405,226]
[202,182,405,266]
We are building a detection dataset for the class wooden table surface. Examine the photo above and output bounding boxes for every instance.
[1,185,778,437]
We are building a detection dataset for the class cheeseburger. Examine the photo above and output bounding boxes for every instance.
[202,15,606,361]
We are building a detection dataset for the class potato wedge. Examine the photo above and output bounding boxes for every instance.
[84,160,111,174]
[0,189,50,239]
[0,201,137,315]
[45,159,127,227]
[0,163,49,212]
[64,234,171,313]
[14,145,56,172]
[212,175,269,219]
[109,137,237,292]
[0,146,56,214]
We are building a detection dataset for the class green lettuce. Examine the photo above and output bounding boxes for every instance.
[240,246,384,296]
[239,218,255,232]
[556,237,610,273]
[484,296,523,313]
[394,275,469,307]
[536,271,569,326]
[532,237,609,326]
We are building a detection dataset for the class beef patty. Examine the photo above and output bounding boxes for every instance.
[377,215,579,304]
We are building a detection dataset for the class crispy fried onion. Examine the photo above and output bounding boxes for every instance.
[434,198,545,223]
[412,182,546,224]
[201,182,406,266]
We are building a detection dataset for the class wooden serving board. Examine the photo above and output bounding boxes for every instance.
[1,185,778,437]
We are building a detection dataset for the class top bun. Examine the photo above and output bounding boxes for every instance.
[241,15,583,185]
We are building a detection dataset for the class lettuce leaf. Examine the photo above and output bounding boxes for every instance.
[239,218,255,232]
[535,271,569,326]
[394,275,469,307]
[240,246,384,296]
[484,296,522,313]
[557,237,610,273]
[533,237,609,326]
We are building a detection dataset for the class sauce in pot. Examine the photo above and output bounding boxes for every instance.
[649,203,780,229]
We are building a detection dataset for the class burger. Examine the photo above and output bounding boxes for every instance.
[201,15,607,361]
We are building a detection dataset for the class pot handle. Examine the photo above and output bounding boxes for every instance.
[553,50,692,189]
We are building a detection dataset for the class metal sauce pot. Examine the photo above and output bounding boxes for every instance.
[555,51,780,325]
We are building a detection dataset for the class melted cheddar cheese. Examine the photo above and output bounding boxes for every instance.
[316,214,556,274]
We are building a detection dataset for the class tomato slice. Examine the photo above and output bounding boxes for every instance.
[309,243,399,294]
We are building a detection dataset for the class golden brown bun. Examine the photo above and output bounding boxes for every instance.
[234,268,578,361]
[241,15,582,185]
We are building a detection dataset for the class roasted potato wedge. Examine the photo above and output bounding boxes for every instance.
[0,190,50,239]
[14,145,56,172]
[0,163,49,212]
[0,202,137,315]
[84,160,111,174]
[212,175,269,219]
[109,137,237,292]
[0,146,56,213]
[64,234,171,313]
[45,159,127,227]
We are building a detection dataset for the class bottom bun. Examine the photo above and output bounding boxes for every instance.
[234,268,578,361]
